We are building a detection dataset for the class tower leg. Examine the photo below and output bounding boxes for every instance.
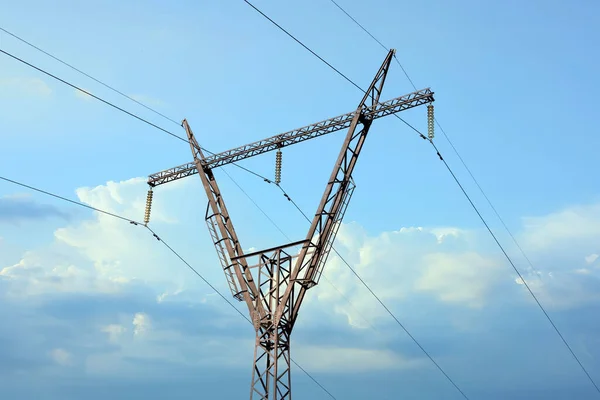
[250,250,293,400]
[251,324,292,399]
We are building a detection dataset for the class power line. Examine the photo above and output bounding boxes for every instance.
[0,26,181,127]
[327,1,419,93]
[242,0,362,93]
[242,0,425,141]
[324,1,542,279]
[433,122,543,279]
[0,175,337,400]
[323,1,600,393]
[0,46,273,185]
[0,48,187,143]
[277,182,469,398]
[429,141,600,394]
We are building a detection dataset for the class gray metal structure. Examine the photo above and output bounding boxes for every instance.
[146,49,434,399]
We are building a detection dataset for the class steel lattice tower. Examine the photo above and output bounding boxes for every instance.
[145,50,434,399]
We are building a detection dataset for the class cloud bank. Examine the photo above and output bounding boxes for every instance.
[1,177,599,398]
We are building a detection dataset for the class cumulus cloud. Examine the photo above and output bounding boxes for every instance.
[0,77,52,98]
[3,177,600,387]
[102,324,126,343]
[517,268,600,310]
[511,203,600,309]
[416,252,501,308]
[4,177,600,317]
[0,177,213,299]
[585,254,598,265]
[133,313,151,336]
[305,223,506,328]
[0,250,121,297]
[49,348,73,366]
[74,88,93,101]
[293,345,426,373]
[520,203,600,251]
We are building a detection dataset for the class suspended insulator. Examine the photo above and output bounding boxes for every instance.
[427,104,435,140]
[144,188,153,225]
[275,149,282,184]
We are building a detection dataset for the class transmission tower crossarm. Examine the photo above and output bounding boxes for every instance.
[276,49,396,327]
[183,120,266,321]
[147,87,433,187]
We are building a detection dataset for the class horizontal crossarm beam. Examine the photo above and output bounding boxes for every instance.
[148,88,434,187]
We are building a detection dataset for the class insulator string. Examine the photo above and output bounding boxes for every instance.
[275,149,282,184]
[427,104,434,140]
[144,187,153,225]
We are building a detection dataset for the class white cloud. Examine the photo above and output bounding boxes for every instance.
[102,324,127,342]
[585,254,599,265]
[517,270,600,310]
[520,203,600,251]
[0,251,122,296]
[429,227,465,244]
[0,77,52,97]
[575,268,591,275]
[303,201,600,324]
[84,314,252,378]
[0,177,212,299]
[305,223,505,328]
[89,310,418,376]
[74,88,93,101]
[3,177,600,317]
[293,345,425,373]
[156,287,185,303]
[49,348,73,366]
[416,252,501,308]
[133,313,151,336]
[3,177,600,382]
[510,203,600,309]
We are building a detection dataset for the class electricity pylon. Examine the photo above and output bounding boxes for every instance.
[144,49,434,399]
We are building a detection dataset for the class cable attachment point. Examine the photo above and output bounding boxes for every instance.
[427,104,434,140]
[144,187,154,226]
[275,149,282,184]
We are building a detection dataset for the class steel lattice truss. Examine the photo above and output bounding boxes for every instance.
[148,87,433,187]
[146,49,434,399]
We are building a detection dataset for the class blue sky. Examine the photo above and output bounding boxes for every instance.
[1,0,600,399]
